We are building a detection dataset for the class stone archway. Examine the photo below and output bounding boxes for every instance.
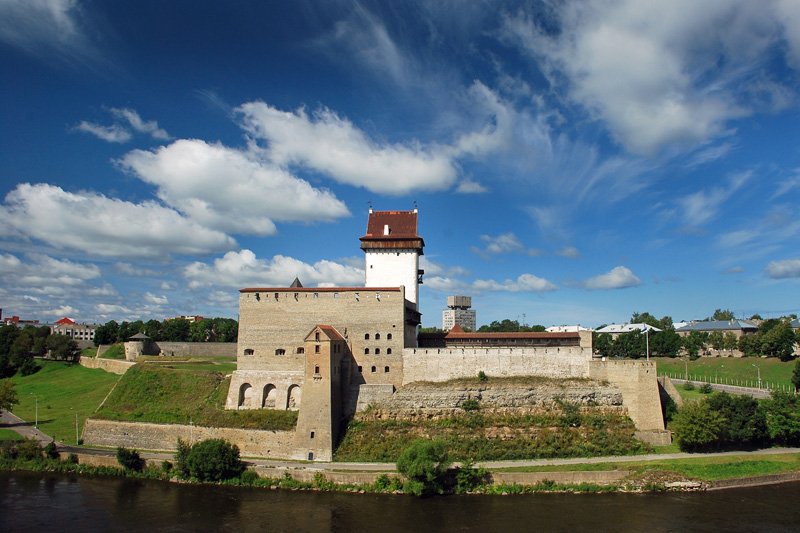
[238,383,254,409]
[262,384,277,408]
[286,384,302,410]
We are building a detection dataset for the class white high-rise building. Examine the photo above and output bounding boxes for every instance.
[442,295,476,331]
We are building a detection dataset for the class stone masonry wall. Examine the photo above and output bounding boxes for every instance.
[83,419,301,459]
[154,342,237,358]
[401,346,592,384]
[588,360,665,431]
[79,356,135,375]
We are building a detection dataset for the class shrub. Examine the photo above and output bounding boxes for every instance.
[454,460,489,493]
[396,439,450,496]
[185,439,245,482]
[175,438,191,478]
[671,401,726,452]
[557,400,582,428]
[761,392,800,446]
[116,447,145,471]
[373,474,403,492]
[161,460,173,473]
[683,382,695,391]
[15,438,43,461]
[239,469,260,485]
[478,371,488,382]
[44,441,59,460]
[67,453,79,464]
[461,398,479,412]
[662,394,678,423]
[699,383,713,394]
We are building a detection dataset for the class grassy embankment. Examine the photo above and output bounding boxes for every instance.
[493,452,800,482]
[653,357,795,390]
[9,361,120,443]
[94,364,296,430]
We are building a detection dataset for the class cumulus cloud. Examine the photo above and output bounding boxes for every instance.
[120,139,350,235]
[184,249,364,289]
[456,179,488,194]
[582,266,641,290]
[502,1,799,154]
[110,108,170,140]
[471,233,538,257]
[0,183,236,257]
[114,262,159,277]
[143,292,168,305]
[237,102,459,195]
[766,258,800,279]
[75,121,132,143]
[472,273,557,293]
[44,305,77,317]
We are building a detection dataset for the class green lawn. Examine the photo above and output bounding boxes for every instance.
[142,361,237,373]
[8,361,121,444]
[0,428,24,441]
[492,452,800,481]
[654,357,796,391]
[99,344,125,360]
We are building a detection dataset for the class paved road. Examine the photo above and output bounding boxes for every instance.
[668,378,775,399]
[4,409,800,473]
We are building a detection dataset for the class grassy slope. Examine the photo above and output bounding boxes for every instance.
[9,361,121,443]
[0,429,24,441]
[94,365,296,430]
[494,452,800,481]
[654,357,795,389]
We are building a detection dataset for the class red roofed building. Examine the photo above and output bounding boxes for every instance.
[51,317,97,342]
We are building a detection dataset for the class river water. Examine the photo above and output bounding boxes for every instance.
[2,472,799,532]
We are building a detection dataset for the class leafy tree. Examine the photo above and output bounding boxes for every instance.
[671,400,726,452]
[761,392,800,446]
[593,332,613,356]
[144,319,162,340]
[738,333,762,357]
[711,309,735,321]
[477,319,543,333]
[750,314,763,320]
[612,331,645,359]
[419,326,445,334]
[174,438,191,478]
[649,330,682,357]
[0,325,20,377]
[190,319,211,342]
[396,439,450,496]
[116,447,145,471]
[630,311,661,328]
[184,439,245,481]
[93,320,119,346]
[161,319,190,342]
[682,331,709,359]
[0,379,18,412]
[758,319,781,335]
[9,329,34,371]
[46,334,79,362]
[793,360,800,393]
[708,331,725,351]
[707,393,768,449]
[760,321,796,361]
[212,318,239,342]
[723,332,739,354]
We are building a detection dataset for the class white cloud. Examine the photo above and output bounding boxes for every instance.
[766,258,800,279]
[114,262,159,277]
[0,183,236,257]
[110,108,170,140]
[120,139,350,235]
[582,266,641,290]
[184,249,364,289]
[96,303,132,316]
[679,171,750,227]
[143,292,168,305]
[456,179,488,194]
[44,305,77,317]
[423,276,464,293]
[237,102,458,195]
[75,121,132,143]
[472,273,557,293]
[503,1,799,154]
[471,233,530,257]
[556,246,580,258]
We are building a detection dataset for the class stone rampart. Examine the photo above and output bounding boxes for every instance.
[154,342,237,358]
[82,419,300,459]
[79,356,135,375]
[401,347,592,384]
[588,360,665,431]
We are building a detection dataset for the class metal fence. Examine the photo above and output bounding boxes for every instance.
[659,371,797,394]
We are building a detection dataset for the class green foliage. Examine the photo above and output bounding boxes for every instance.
[649,330,682,357]
[793,360,800,392]
[612,331,645,359]
[478,319,544,332]
[161,460,173,473]
[175,438,191,477]
[761,392,800,446]
[699,383,713,394]
[707,393,768,448]
[593,332,613,357]
[478,371,488,382]
[184,438,245,482]
[44,441,59,460]
[682,331,709,359]
[373,473,404,492]
[454,460,490,493]
[760,321,796,361]
[683,381,695,391]
[557,400,582,428]
[396,439,451,496]
[67,453,79,464]
[671,400,727,452]
[239,469,260,484]
[0,379,18,411]
[15,438,43,461]
[116,447,145,471]
[461,398,479,411]
[46,334,79,362]
[662,394,678,422]
[711,309,736,321]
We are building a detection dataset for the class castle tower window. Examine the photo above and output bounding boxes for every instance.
[315,332,320,341]
[255,293,260,301]
[315,345,320,354]
[310,431,315,439]
[384,366,390,373]
[274,292,279,299]
[308,452,314,460]
[364,348,370,355]
[387,333,392,340]
[275,348,285,356]
[375,333,380,340]
[386,348,392,355]
[244,348,254,356]
[371,366,376,373]
[297,347,304,354]
[355,292,360,301]
[314,366,320,374]
[375,348,381,355]
[364,333,370,340]
[358,366,363,373]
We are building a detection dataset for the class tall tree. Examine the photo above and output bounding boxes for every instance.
[0,379,18,412]
[711,309,736,321]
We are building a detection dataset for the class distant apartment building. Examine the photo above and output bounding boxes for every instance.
[442,295,476,331]
[167,315,205,323]
[51,317,97,342]
[675,319,757,338]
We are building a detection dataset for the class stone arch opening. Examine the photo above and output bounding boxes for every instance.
[262,384,277,408]
[238,383,253,409]
[287,384,302,410]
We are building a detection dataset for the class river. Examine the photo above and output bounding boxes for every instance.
[2,472,799,532]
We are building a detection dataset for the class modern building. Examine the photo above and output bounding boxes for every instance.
[675,320,758,338]
[546,325,592,333]
[595,323,662,339]
[442,295,477,331]
[51,317,97,341]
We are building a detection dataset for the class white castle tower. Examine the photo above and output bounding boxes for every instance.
[360,208,425,309]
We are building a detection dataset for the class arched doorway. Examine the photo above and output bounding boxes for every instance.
[262,384,277,408]
[286,384,302,410]
[238,383,253,409]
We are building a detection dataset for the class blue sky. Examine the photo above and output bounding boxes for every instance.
[1,0,799,328]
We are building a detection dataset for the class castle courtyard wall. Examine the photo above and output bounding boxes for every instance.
[588,360,666,432]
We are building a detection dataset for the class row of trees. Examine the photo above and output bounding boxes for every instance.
[0,325,79,378]
[94,317,238,346]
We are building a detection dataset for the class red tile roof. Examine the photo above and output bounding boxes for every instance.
[317,325,346,341]
[362,210,419,239]
[240,287,402,293]
[55,317,76,325]
[446,326,579,340]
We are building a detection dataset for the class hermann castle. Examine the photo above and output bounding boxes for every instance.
[224,209,667,461]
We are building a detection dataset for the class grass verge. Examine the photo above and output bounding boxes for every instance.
[654,357,795,390]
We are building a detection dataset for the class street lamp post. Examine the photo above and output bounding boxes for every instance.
[75,412,79,445]
[645,327,650,361]
[752,363,761,389]
[30,394,38,429]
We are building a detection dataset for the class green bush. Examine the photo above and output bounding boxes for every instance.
[116,447,145,471]
[373,474,403,492]
[683,382,695,391]
[699,383,713,394]
[175,438,191,478]
[44,441,59,460]
[15,438,43,461]
[184,438,245,482]
[396,439,450,496]
[478,371,488,382]
[67,453,79,464]
[557,400,582,428]
[672,401,726,452]
[239,469,260,485]
[461,398,479,411]
[761,392,800,446]
[454,460,489,493]
[161,460,173,473]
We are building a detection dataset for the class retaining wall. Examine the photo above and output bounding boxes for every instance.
[79,356,135,375]
[153,342,237,358]
[588,360,665,431]
[82,419,299,459]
